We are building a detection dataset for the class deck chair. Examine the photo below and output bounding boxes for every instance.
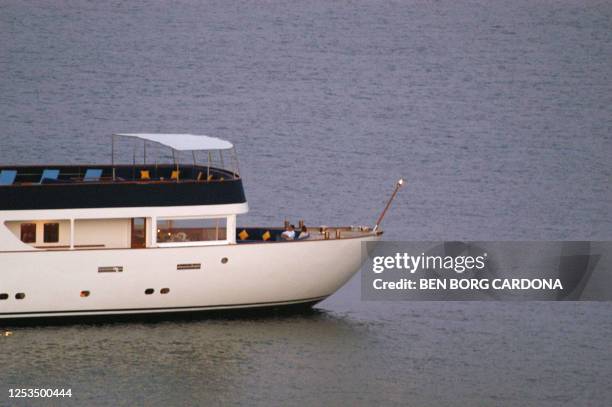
[39,169,60,184]
[83,168,103,182]
[140,170,151,180]
[0,170,17,185]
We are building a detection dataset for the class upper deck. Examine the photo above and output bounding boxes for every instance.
[0,164,245,210]
[0,133,247,211]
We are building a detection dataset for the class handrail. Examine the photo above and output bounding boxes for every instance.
[0,164,240,187]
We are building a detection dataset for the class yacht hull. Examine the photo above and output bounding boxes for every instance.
[0,235,379,320]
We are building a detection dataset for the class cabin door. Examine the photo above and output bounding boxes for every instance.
[131,218,146,248]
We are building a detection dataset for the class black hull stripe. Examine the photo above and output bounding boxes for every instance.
[0,295,328,317]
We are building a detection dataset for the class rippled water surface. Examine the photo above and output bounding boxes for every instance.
[1,0,611,406]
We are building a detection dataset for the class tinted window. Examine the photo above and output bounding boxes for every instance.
[20,223,36,243]
[157,218,227,243]
[44,223,59,243]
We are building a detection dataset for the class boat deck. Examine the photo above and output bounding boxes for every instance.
[0,164,236,185]
[0,164,246,210]
[236,226,378,243]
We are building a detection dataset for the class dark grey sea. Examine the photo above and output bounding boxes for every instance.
[1,1,611,406]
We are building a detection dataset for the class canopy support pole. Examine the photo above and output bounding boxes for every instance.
[172,149,178,182]
[207,151,211,180]
[231,147,240,178]
[111,135,116,181]
[192,150,197,179]
[132,141,136,181]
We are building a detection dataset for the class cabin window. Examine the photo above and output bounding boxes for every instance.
[20,223,36,243]
[44,223,60,243]
[157,218,227,243]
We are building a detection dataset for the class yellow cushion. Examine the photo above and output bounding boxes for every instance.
[238,229,249,240]
[140,170,150,180]
[262,230,271,241]
[171,170,180,180]
[207,174,213,182]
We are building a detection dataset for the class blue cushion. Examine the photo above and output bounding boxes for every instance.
[84,169,103,181]
[0,170,17,185]
[39,169,60,183]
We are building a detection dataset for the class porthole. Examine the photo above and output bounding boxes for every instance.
[15,293,25,300]
[160,288,170,294]
[80,290,90,298]
[0,293,8,300]
[221,257,228,264]
[145,288,154,295]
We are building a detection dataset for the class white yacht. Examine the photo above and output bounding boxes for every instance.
[0,134,382,320]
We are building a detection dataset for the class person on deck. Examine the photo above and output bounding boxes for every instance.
[281,224,296,240]
[298,226,310,240]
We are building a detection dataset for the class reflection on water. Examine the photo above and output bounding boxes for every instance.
[3,302,612,406]
[2,311,378,405]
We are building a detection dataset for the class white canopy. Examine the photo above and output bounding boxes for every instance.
[114,133,233,151]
